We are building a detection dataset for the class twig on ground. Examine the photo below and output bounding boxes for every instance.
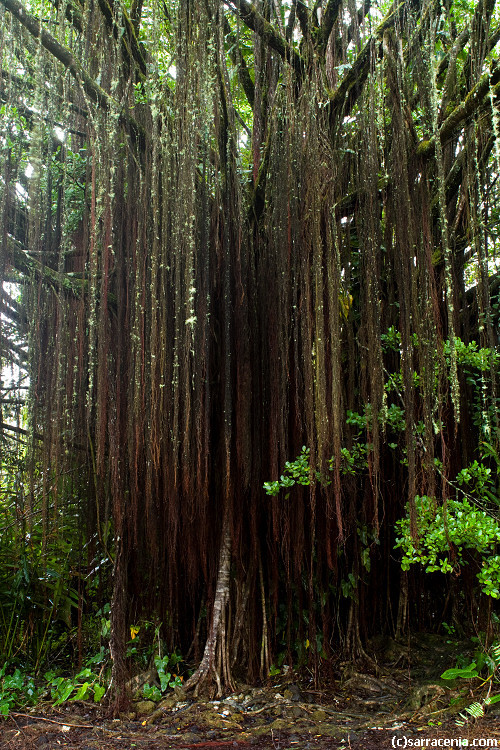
[9,712,94,729]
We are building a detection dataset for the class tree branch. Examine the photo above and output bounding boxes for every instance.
[6,237,120,309]
[130,0,144,34]
[416,64,500,157]
[438,27,471,120]
[1,422,42,441]
[0,77,87,142]
[328,0,412,128]
[1,0,107,107]
[97,0,148,77]
[53,0,148,77]
[50,0,83,33]
[224,0,304,79]
[347,0,371,45]
[7,237,86,297]
[0,0,144,145]
[285,0,296,41]
[1,335,27,362]
[0,299,26,327]
[295,0,310,38]
[318,0,342,56]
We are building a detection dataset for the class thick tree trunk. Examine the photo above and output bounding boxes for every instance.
[184,517,234,697]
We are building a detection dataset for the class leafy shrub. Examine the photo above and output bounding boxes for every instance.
[140,652,183,702]
[395,495,500,598]
[0,664,41,716]
[154,653,183,692]
[46,667,106,705]
[0,652,108,717]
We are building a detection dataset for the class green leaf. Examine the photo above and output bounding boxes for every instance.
[159,672,171,692]
[484,694,500,706]
[441,663,478,680]
[72,682,90,701]
[76,668,92,680]
[53,682,75,705]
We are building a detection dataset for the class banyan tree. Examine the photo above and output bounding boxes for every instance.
[1,0,500,697]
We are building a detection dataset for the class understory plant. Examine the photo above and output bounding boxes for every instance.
[141,652,184,701]
[395,492,500,599]
[0,665,41,716]
[46,667,106,705]
[0,435,113,672]
[0,658,108,717]
[440,640,500,725]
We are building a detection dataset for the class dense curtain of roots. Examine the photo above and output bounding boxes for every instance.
[1,0,499,689]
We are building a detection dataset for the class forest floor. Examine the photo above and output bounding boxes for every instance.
[2,633,500,750]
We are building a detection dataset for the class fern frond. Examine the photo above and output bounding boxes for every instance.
[491,641,500,668]
[464,702,485,719]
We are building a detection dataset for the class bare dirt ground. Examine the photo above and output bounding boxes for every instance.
[2,634,500,750]
[2,703,499,750]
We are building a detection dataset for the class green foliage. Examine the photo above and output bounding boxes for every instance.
[391,333,500,601]
[154,652,183,692]
[47,667,106,705]
[341,572,357,599]
[0,611,189,714]
[142,683,162,701]
[0,655,108,717]
[264,331,500,648]
[0,103,29,159]
[444,339,500,438]
[395,495,500,597]
[441,662,480,680]
[124,620,173,668]
[456,461,495,499]
[0,524,82,667]
[380,326,401,351]
[0,664,41,717]
[140,652,184,701]
[0,412,113,673]
[57,147,88,235]
[384,404,406,433]
[455,701,486,724]
[445,338,500,372]
[264,335,498,502]
[440,640,500,725]
[263,446,312,496]
[262,437,371,497]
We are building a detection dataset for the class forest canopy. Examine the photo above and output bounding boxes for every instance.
[0,0,500,699]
